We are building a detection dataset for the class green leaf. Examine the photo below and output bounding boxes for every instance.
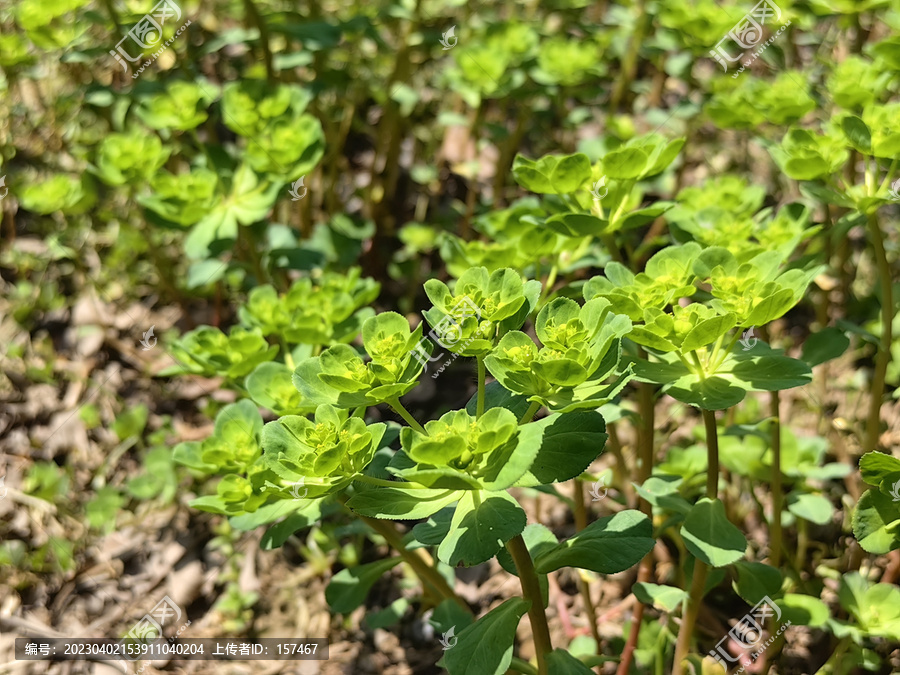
[229,499,305,531]
[841,115,872,154]
[786,492,833,525]
[545,650,597,674]
[515,412,608,487]
[437,491,527,567]
[664,352,812,410]
[859,452,900,489]
[438,598,530,675]
[429,597,475,636]
[260,502,323,549]
[465,380,532,420]
[666,374,747,410]
[412,508,455,546]
[681,314,736,354]
[544,213,608,237]
[534,510,654,574]
[325,557,402,613]
[681,498,747,567]
[602,146,649,180]
[839,571,900,639]
[779,593,829,628]
[245,361,313,415]
[633,582,687,613]
[512,153,592,194]
[632,476,692,516]
[852,488,900,554]
[84,486,123,532]
[365,597,410,630]
[730,355,813,392]
[732,561,783,605]
[346,487,462,520]
[801,327,850,367]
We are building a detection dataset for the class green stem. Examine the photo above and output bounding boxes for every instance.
[281,338,295,370]
[538,263,560,306]
[477,356,486,418]
[242,0,275,83]
[711,331,743,372]
[509,656,540,675]
[357,512,468,611]
[702,409,719,500]
[617,368,656,675]
[602,233,624,264]
[672,408,720,674]
[770,389,783,568]
[690,351,705,380]
[865,211,893,452]
[609,0,648,112]
[817,636,851,675]
[708,333,725,370]
[671,559,709,675]
[519,400,542,425]
[388,398,426,434]
[573,481,602,650]
[507,534,553,675]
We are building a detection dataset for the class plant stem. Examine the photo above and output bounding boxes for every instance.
[509,656,540,675]
[573,481,602,650]
[769,389,783,568]
[242,0,275,83]
[281,338,295,370]
[538,263,560,307]
[388,398,426,434]
[602,233,625,264]
[671,559,710,675]
[507,534,553,675]
[702,409,719,499]
[519,400,542,425]
[477,356,486,418]
[358,513,468,611]
[672,409,720,675]
[618,369,656,675]
[609,0,648,112]
[865,211,893,452]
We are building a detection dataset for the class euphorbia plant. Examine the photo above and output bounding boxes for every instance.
[174,268,654,675]
[586,242,818,672]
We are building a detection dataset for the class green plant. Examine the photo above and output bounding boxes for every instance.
[173,269,655,674]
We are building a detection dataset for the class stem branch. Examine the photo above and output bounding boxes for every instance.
[519,400,542,425]
[388,398,426,434]
[477,356,486,418]
[865,211,893,451]
[358,514,468,611]
[507,534,553,674]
